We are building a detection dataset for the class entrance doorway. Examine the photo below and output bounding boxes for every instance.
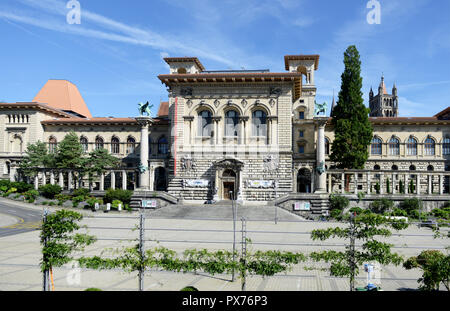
[297,168,311,193]
[222,169,237,200]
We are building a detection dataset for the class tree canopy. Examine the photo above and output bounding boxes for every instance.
[330,45,373,169]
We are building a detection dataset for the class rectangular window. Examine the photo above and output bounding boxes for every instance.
[299,146,305,154]
[299,131,304,138]
[299,112,305,120]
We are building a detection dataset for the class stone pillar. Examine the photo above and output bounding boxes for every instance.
[354,173,358,194]
[100,172,105,191]
[136,117,152,190]
[237,169,244,202]
[311,169,315,193]
[293,169,298,193]
[392,174,396,194]
[379,173,384,194]
[328,173,332,194]
[42,172,47,186]
[440,174,444,195]
[314,117,328,193]
[111,171,116,190]
[428,174,432,195]
[213,169,220,201]
[149,167,154,191]
[50,171,55,185]
[416,174,421,195]
[341,173,345,194]
[34,175,39,190]
[367,172,371,194]
[122,170,127,190]
[59,172,64,188]
[68,171,73,191]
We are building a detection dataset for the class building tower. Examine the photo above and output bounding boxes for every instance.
[369,75,399,117]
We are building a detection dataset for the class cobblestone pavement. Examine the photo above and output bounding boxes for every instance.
[0,201,448,291]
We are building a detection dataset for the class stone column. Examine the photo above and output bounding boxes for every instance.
[379,172,384,194]
[50,171,55,185]
[136,117,152,190]
[100,172,105,191]
[213,169,220,201]
[367,172,371,194]
[111,171,116,190]
[416,174,421,195]
[68,171,73,191]
[149,167,155,191]
[341,173,345,194]
[310,169,315,193]
[34,175,39,190]
[440,174,444,195]
[237,169,244,202]
[354,173,358,194]
[42,172,47,186]
[428,174,432,195]
[122,170,127,190]
[392,174,396,194]
[314,117,328,193]
[293,169,298,193]
[327,173,332,193]
[59,172,64,188]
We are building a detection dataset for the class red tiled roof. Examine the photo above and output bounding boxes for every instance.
[33,80,92,118]
[157,101,169,117]
[41,117,169,125]
[434,106,450,118]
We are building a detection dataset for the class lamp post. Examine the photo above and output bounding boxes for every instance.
[230,191,236,282]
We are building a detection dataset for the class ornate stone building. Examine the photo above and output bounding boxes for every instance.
[1,54,449,208]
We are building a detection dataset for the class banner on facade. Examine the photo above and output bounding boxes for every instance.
[294,201,311,211]
[142,200,157,209]
[245,180,276,189]
[183,179,210,188]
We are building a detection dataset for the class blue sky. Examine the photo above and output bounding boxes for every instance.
[0,0,449,118]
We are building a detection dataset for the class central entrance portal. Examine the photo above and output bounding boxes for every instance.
[222,169,236,200]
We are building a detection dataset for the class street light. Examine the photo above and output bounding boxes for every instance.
[230,191,236,282]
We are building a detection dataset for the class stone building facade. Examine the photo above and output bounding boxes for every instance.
[0,54,449,206]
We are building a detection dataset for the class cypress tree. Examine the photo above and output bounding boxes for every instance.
[330,46,373,169]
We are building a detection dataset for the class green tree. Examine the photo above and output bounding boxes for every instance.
[85,148,120,182]
[310,213,408,291]
[41,209,96,291]
[55,132,84,170]
[20,141,55,177]
[330,45,373,170]
[404,250,449,291]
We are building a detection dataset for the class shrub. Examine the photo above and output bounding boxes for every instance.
[104,189,133,205]
[10,182,33,194]
[55,194,71,203]
[85,288,102,291]
[329,194,349,211]
[432,207,450,220]
[111,200,123,209]
[72,188,90,199]
[370,198,394,214]
[38,184,62,199]
[72,195,85,205]
[399,198,422,216]
[42,201,49,206]
[0,180,11,189]
[86,197,103,208]
[330,209,343,220]
[392,208,408,217]
[48,202,56,206]
[349,207,364,216]
[6,187,18,195]
[23,190,39,201]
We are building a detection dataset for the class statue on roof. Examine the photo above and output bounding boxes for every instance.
[314,101,327,116]
[138,101,153,117]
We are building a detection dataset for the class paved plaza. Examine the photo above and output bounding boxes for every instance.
[0,199,449,291]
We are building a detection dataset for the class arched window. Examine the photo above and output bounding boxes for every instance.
[225,110,239,137]
[389,137,400,155]
[424,137,435,156]
[252,110,267,137]
[49,137,57,154]
[443,138,450,155]
[126,137,136,154]
[374,165,381,171]
[407,137,418,156]
[371,137,382,155]
[427,165,434,171]
[392,165,399,171]
[198,110,212,137]
[325,138,330,155]
[158,137,168,155]
[409,165,416,171]
[80,137,88,153]
[95,137,104,150]
[111,137,120,154]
